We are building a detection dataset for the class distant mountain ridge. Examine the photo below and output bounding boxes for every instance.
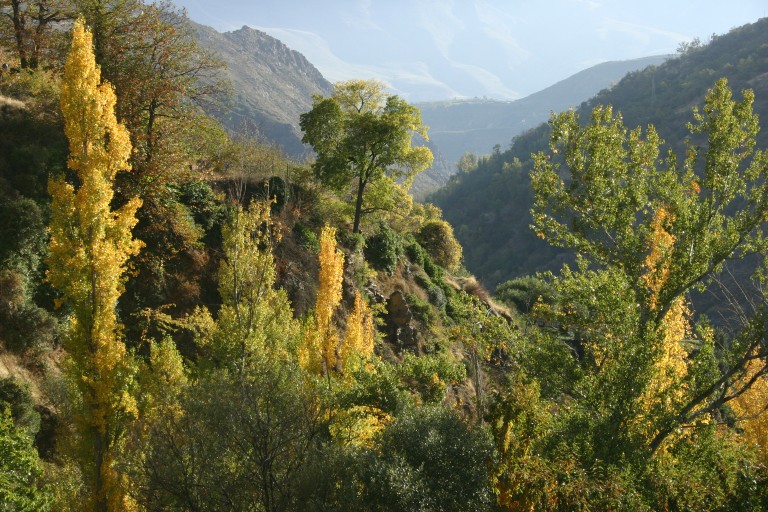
[418,55,669,168]
[189,21,667,199]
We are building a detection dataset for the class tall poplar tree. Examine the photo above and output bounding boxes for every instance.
[46,19,142,511]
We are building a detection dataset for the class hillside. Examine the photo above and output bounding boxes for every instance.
[3,6,768,510]
[431,17,768,290]
[418,55,669,168]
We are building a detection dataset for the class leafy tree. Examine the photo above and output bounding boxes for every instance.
[300,79,433,233]
[212,200,298,369]
[523,78,768,494]
[448,293,514,423]
[74,0,228,329]
[0,0,72,69]
[0,409,51,511]
[416,219,463,272]
[341,291,375,372]
[135,355,322,512]
[731,355,768,464]
[494,275,557,314]
[300,225,345,377]
[46,20,142,511]
[365,405,496,512]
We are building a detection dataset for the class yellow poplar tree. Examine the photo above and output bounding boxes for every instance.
[341,291,375,371]
[46,19,143,512]
[300,225,344,376]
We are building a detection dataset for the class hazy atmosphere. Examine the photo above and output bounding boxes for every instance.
[174,0,766,101]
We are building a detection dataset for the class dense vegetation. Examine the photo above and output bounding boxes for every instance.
[1,3,768,511]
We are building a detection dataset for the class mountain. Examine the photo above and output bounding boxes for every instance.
[192,22,334,156]
[430,18,768,290]
[417,55,669,169]
[190,23,661,200]
[192,22,453,197]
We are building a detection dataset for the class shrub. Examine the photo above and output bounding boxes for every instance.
[400,353,466,403]
[406,293,436,327]
[416,220,462,272]
[340,231,365,253]
[293,222,320,253]
[495,275,558,313]
[423,257,443,281]
[364,222,403,274]
[426,285,447,312]
[0,378,40,434]
[405,240,427,267]
[0,270,56,354]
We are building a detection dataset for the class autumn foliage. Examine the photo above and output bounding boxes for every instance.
[46,19,143,511]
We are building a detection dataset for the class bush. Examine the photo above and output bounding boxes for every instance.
[494,275,558,313]
[364,222,403,274]
[0,378,40,435]
[405,240,427,267]
[0,270,56,354]
[416,220,462,272]
[406,293,437,327]
[293,222,320,253]
[400,353,466,403]
[423,257,443,281]
[426,285,447,312]
[340,231,365,253]
[367,405,496,512]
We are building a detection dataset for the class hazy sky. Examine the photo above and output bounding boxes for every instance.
[173,0,767,102]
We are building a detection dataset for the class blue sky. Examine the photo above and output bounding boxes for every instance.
[173,0,767,102]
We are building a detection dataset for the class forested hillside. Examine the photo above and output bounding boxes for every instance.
[1,3,768,511]
[432,17,768,289]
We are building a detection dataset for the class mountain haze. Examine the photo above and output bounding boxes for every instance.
[192,21,670,197]
[418,55,669,168]
[431,18,768,289]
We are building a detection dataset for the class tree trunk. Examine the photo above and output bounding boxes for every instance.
[352,174,366,234]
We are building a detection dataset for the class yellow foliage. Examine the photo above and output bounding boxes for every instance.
[329,405,392,448]
[46,19,143,511]
[214,201,301,366]
[219,201,279,309]
[635,207,691,440]
[314,225,345,375]
[341,291,375,372]
[644,206,676,311]
[732,355,768,464]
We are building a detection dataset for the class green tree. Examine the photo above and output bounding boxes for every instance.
[0,409,51,511]
[416,219,463,271]
[46,19,142,511]
[0,0,71,69]
[526,78,768,491]
[300,79,433,234]
[448,293,513,423]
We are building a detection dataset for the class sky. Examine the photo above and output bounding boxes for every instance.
[173,0,767,102]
